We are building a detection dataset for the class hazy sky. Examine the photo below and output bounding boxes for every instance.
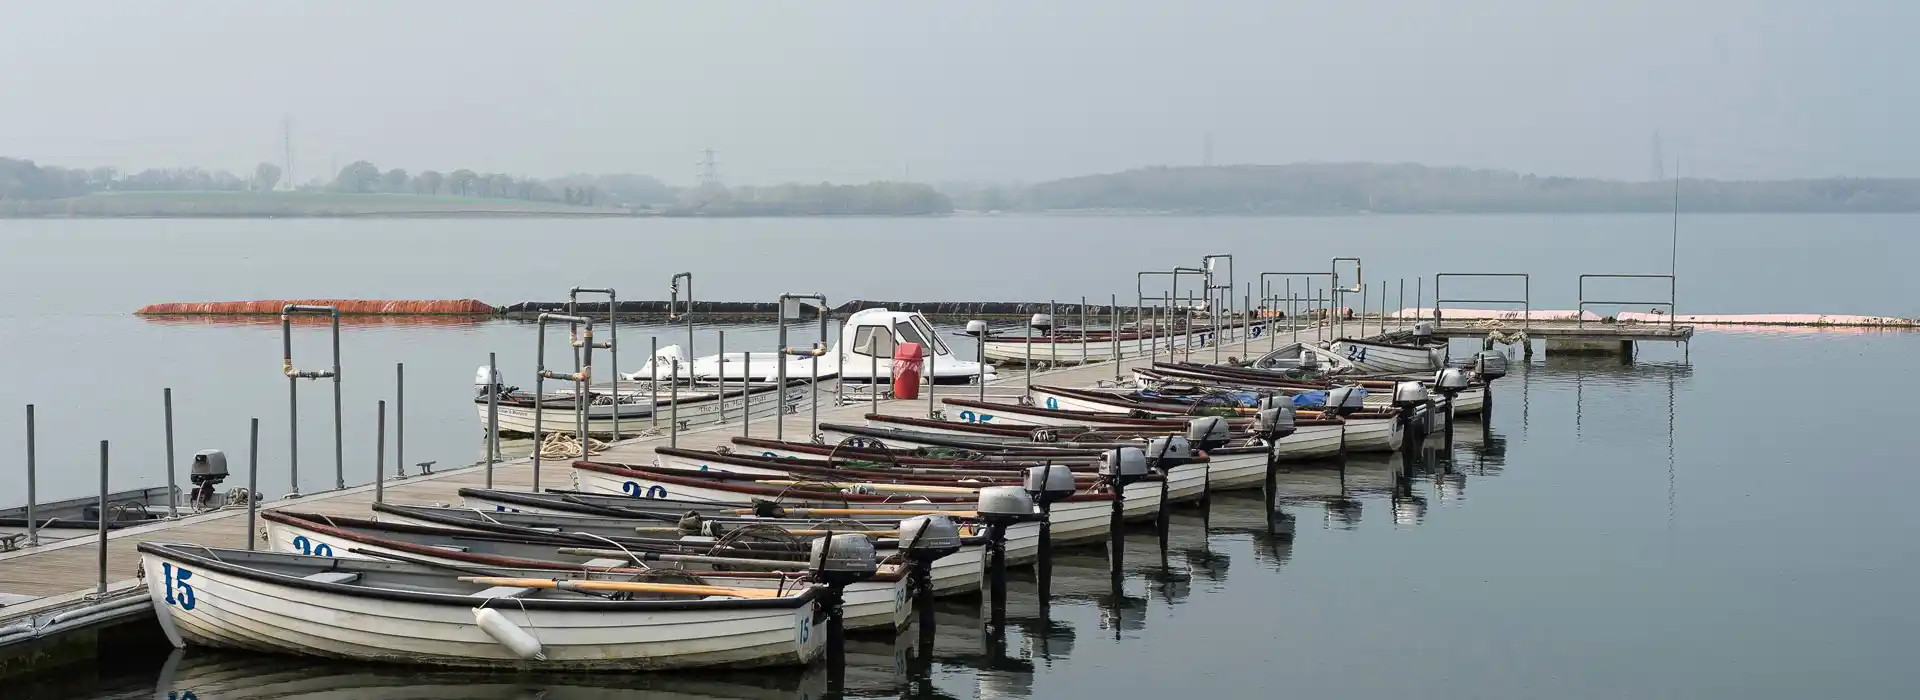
[1,1,1911,184]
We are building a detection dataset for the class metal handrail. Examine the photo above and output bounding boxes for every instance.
[280,304,342,496]
[1577,274,1676,328]
[568,287,619,437]
[1433,273,1531,331]
[776,293,829,441]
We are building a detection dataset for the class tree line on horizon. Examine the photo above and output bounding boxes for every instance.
[13,156,1920,215]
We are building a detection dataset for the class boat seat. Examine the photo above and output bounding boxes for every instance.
[582,558,629,568]
[302,571,361,584]
[474,586,534,599]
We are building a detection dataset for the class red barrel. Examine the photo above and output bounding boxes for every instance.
[891,343,924,399]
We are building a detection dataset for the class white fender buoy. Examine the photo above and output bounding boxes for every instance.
[473,607,546,661]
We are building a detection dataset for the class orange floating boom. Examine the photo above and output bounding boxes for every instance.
[136,299,495,315]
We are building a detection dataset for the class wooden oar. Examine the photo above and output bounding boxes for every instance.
[633,526,902,538]
[752,480,980,495]
[554,547,804,570]
[458,575,792,599]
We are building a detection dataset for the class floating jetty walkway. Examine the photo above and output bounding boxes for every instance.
[0,320,1354,677]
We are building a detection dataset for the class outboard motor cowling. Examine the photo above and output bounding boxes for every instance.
[1256,404,1297,441]
[808,533,880,587]
[1474,350,1508,382]
[899,514,963,562]
[1325,386,1367,417]
[1144,436,1196,473]
[1414,321,1435,340]
[1023,464,1079,505]
[1433,367,1471,395]
[1098,447,1151,490]
[976,485,1041,525]
[1185,416,1231,452]
[1391,381,1430,409]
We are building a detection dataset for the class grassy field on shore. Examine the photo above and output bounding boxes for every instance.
[0,191,635,217]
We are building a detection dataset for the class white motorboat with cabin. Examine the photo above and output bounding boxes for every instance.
[627,309,994,386]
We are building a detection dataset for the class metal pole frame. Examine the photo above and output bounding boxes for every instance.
[668,273,694,368]
[1576,274,1677,328]
[1330,258,1362,340]
[717,329,727,424]
[533,313,593,493]
[280,304,342,497]
[776,294,830,442]
[375,400,386,504]
[569,287,620,437]
[247,418,259,550]
[1431,273,1531,333]
[1203,254,1233,364]
[395,363,405,479]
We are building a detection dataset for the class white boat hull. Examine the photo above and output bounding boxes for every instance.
[1276,422,1345,459]
[1327,340,1445,374]
[139,550,826,670]
[1204,450,1270,490]
[263,519,908,630]
[1340,418,1405,453]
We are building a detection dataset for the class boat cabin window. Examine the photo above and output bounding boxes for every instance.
[851,325,896,357]
[894,321,929,350]
[908,316,951,355]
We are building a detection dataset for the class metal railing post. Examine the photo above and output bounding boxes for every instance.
[486,351,497,488]
[25,404,37,547]
[376,400,386,504]
[650,337,660,429]
[670,359,680,448]
[1080,296,1088,366]
[96,440,108,595]
[742,351,752,439]
[247,418,258,550]
[717,329,727,424]
[162,388,177,518]
[395,363,404,479]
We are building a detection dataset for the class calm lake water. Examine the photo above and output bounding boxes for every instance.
[9,215,1920,698]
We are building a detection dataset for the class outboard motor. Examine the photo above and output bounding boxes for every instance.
[1023,464,1079,506]
[1473,350,1508,382]
[1392,380,1432,437]
[1098,446,1151,492]
[1254,396,1297,441]
[189,449,229,511]
[975,485,1040,618]
[1324,386,1367,417]
[898,514,961,619]
[1431,367,1471,451]
[1184,416,1231,452]
[809,532,880,669]
[474,365,504,398]
[1414,321,1435,341]
[1144,436,1196,474]
[1029,313,1054,333]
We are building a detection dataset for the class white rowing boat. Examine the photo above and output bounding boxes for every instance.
[139,542,828,670]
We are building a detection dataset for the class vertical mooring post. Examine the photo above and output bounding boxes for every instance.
[247,418,259,550]
[395,362,405,479]
[649,337,660,430]
[25,404,37,547]
[717,330,727,424]
[163,388,178,518]
[1080,296,1088,366]
[742,350,752,439]
[670,359,681,449]
[1112,295,1122,380]
[486,351,498,489]
[670,272,694,369]
[96,439,108,595]
[375,400,386,504]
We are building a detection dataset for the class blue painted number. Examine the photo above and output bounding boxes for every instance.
[1346,345,1368,362]
[1044,397,1059,410]
[958,410,995,423]
[290,535,334,557]
[623,481,668,498]
[160,562,197,611]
